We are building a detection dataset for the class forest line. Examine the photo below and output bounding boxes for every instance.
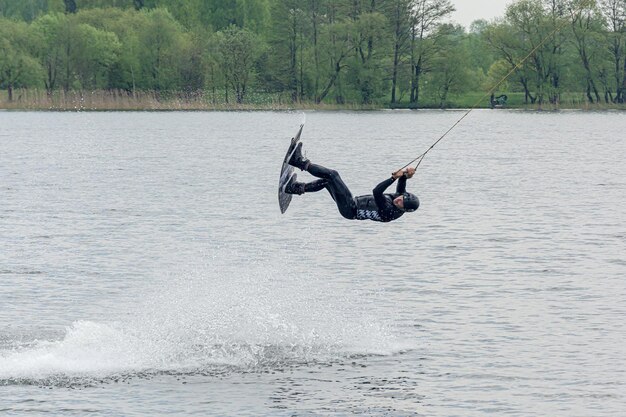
[0,0,625,109]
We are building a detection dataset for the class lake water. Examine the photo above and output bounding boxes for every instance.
[0,110,624,416]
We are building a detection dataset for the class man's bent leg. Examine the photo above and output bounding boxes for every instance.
[285,178,328,195]
[307,163,356,219]
[307,163,335,179]
[305,179,328,193]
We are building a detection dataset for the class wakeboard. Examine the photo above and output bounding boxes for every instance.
[278,124,304,214]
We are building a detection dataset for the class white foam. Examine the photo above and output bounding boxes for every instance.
[0,257,404,380]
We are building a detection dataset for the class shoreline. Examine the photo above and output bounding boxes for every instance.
[1,105,624,112]
[1,90,624,112]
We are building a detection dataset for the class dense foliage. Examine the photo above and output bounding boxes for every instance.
[0,0,624,107]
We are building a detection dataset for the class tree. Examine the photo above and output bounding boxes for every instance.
[384,0,413,104]
[0,19,43,99]
[237,0,270,33]
[217,25,261,103]
[505,0,557,104]
[598,0,626,102]
[467,19,494,71]
[305,0,325,101]
[409,0,455,105]
[484,20,538,103]
[203,0,240,30]
[541,0,571,104]
[347,6,389,104]
[266,1,304,102]
[0,0,48,21]
[32,13,68,93]
[204,32,225,103]
[136,8,187,92]
[569,0,606,103]
[428,23,471,108]
[316,10,355,103]
[72,24,121,89]
[178,27,209,93]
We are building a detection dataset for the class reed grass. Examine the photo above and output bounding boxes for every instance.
[0,89,382,111]
[0,89,624,111]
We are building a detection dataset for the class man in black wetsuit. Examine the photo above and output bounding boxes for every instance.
[283,142,419,222]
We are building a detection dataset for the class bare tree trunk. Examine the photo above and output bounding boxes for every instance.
[391,34,400,103]
[311,1,320,100]
[411,55,422,104]
[622,56,626,103]
[299,29,304,101]
[520,77,536,104]
[439,85,449,109]
[317,61,342,103]
[289,9,298,102]
[613,39,623,103]
[46,61,56,96]
[64,42,71,92]
[390,1,403,104]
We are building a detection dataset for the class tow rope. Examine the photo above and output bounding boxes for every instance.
[400,0,594,173]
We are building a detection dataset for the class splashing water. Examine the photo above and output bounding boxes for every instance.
[0,254,404,385]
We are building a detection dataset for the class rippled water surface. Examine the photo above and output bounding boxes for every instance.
[1,110,625,416]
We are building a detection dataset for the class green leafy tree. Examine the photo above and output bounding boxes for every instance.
[0,19,43,99]
[347,8,389,104]
[468,19,496,74]
[409,0,455,105]
[483,19,541,103]
[599,0,626,102]
[32,13,67,93]
[237,0,270,33]
[73,7,145,92]
[485,58,513,92]
[77,0,138,8]
[266,1,304,102]
[0,0,48,21]
[507,0,549,103]
[540,0,571,104]
[217,25,262,103]
[569,0,606,103]
[204,31,225,103]
[384,0,412,103]
[304,0,326,101]
[202,0,240,30]
[428,23,471,107]
[136,8,186,92]
[72,24,121,89]
[317,10,356,103]
[503,0,563,104]
[178,27,209,94]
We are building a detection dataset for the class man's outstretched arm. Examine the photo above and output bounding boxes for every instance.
[395,167,415,193]
[373,176,396,209]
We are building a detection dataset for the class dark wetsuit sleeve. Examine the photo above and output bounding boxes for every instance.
[396,176,407,194]
[373,177,396,210]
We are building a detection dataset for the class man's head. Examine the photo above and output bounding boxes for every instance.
[393,193,420,212]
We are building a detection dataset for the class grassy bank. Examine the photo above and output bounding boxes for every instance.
[1,89,624,111]
[0,89,385,111]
